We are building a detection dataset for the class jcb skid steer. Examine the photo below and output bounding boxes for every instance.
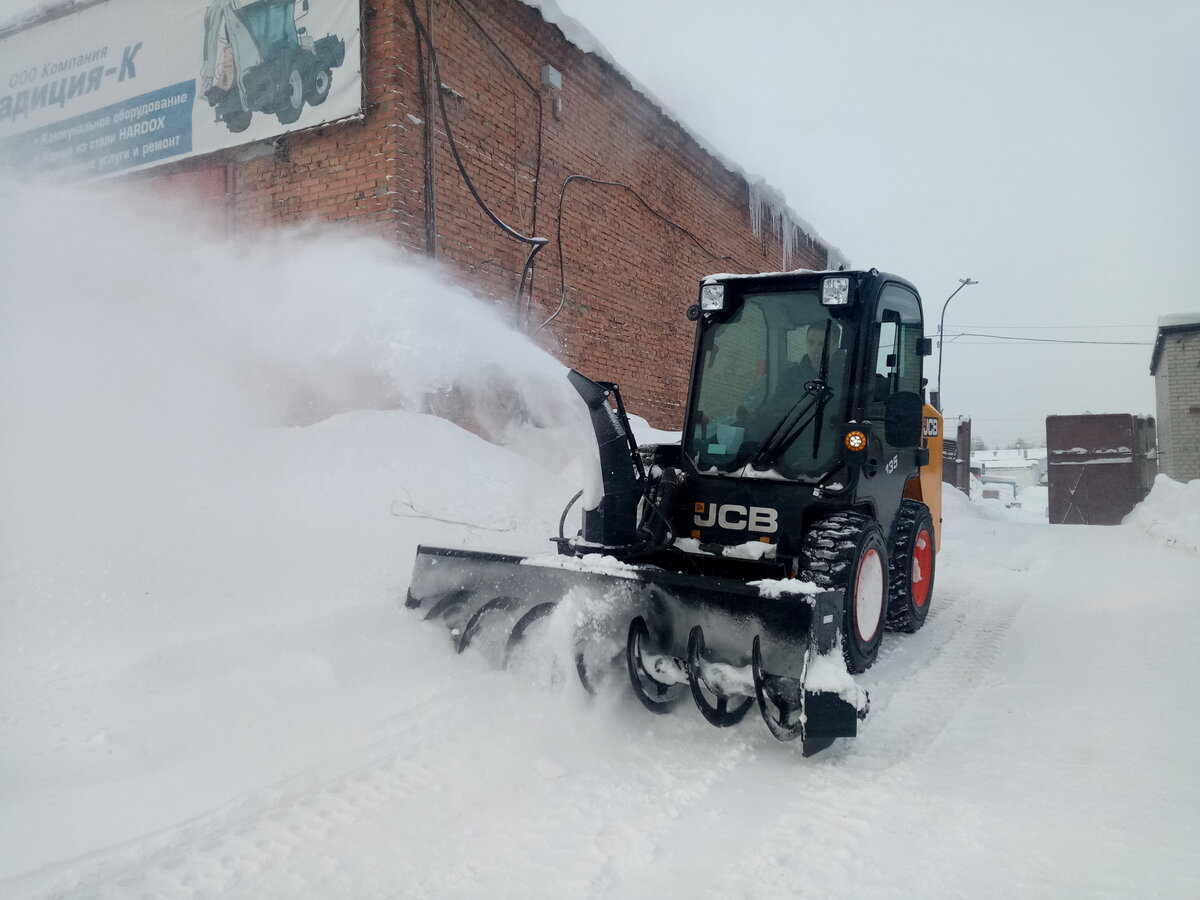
[406,269,944,756]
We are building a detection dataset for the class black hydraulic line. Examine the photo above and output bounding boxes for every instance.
[639,494,675,549]
[532,174,756,335]
[558,490,583,541]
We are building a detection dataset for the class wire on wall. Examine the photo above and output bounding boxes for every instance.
[404,0,760,339]
[403,0,549,306]
[532,174,755,335]
[447,0,544,239]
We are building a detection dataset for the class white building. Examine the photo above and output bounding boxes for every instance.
[1150,315,1200,482]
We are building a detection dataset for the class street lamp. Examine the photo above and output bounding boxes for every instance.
[933,277,978,412]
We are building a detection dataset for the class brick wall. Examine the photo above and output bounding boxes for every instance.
[141,0,836,428]
[1154,328,1200,481]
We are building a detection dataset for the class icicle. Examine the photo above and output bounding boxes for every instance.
[748,182,765,238]
[748,179,847,271]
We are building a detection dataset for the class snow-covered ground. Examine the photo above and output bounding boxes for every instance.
[2,185,1199,899]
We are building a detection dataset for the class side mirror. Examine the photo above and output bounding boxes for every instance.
[884,391,923,448]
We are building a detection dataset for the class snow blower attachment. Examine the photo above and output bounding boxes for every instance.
[406,269,944,756]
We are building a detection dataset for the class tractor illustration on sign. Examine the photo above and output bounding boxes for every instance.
[200,0,346,133]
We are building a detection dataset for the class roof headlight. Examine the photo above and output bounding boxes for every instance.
[821,276,851,306]
[700,283,725,311]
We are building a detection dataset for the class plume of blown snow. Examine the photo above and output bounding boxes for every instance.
[0,178,598,567]
[0,179,593,442]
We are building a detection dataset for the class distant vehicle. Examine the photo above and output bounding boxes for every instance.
[200,0,346,133]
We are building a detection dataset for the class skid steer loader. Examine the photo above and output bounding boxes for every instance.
[406,269,943,756]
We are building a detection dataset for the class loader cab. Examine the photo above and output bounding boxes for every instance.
[685,282,857,480]
[681,270,928,536]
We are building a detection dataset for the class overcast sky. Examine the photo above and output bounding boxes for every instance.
[3,1,1197,446]
[548,0,1200,447]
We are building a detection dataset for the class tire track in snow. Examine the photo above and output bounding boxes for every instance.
[849,525,1047,769]
[8,679,761,900]
[696,529,1045,898]
[8,690,460,900]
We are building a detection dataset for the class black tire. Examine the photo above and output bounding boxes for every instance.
[886,500,936,633]
[224,110,252,133]
[276,65,305,125]
[305,68,331,106]
[800,513,888,673]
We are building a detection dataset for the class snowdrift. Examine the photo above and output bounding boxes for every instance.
[1124,473,1200,555]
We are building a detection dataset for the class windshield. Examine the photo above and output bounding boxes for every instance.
[685,289,855,479]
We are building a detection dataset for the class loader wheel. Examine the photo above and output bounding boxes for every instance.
[224,110,252,133]
[276,65,305,125]
[886,500,936,633]
[305,68,332,106]
[800,513,887,674]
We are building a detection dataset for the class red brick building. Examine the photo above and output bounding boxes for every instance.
[9,0,843,427]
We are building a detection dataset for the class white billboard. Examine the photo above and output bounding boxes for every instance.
[0,0,362,179]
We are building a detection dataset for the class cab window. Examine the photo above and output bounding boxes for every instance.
[868,285,923,427]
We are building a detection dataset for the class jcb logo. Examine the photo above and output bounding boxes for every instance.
[923,417,940,437]
[694,502,779,533]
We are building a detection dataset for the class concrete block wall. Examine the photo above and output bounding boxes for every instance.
[1154,328,1200,481]
[139,0,836,428]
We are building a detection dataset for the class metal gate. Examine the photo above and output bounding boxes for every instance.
[1046,414,1157,525]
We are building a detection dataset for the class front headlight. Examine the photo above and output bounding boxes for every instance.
[821,276,850,306]
[700,283,725,311]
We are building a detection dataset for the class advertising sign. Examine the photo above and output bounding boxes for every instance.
[0,0,362,179]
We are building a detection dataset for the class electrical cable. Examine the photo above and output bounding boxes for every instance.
[956,324,1151,330]
[532,174,755,335]
[447,0,546,313]
[412,7,437,256]
[447,0,544,236]
[403,0,549,302]
[558,490,583,541]
[945,332,1152,346]
[405,2,766,340]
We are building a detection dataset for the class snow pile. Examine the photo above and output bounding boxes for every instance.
[1125,474,1200,555]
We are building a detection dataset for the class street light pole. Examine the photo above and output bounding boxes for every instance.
[934,277,978,412]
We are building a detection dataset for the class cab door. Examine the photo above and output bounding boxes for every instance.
[863,284,925,537]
